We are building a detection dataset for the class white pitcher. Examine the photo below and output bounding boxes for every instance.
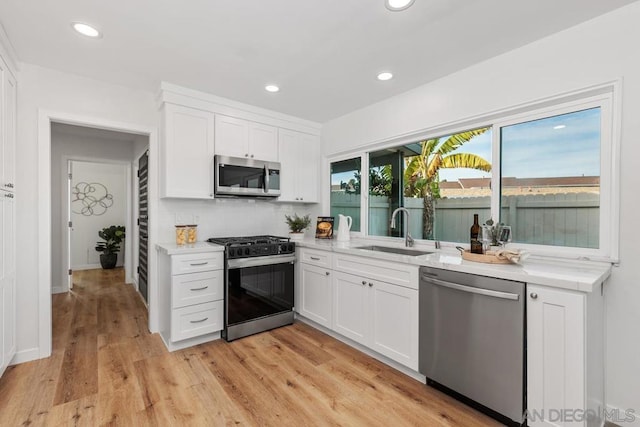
[336,214,352,241]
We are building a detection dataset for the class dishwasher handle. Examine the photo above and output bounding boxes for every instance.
[422,275,520,301]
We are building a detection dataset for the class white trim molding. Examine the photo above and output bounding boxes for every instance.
[37,109,158,361]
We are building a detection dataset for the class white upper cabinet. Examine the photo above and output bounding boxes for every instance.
[215,115,278,162]
[278,129,319,203]
[0,58,16,192]
[160,103,215,199]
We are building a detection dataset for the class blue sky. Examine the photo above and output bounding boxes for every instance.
[331,108,601,186]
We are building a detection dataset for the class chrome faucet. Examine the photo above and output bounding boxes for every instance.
[390,207,414,247]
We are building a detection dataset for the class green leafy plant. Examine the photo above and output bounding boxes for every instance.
[285,214,311,233]
[95,225,126,255]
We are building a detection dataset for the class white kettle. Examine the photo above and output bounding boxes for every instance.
[336,214,353,241]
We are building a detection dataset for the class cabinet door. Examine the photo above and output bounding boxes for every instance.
[215,115,249,159]
[0,189,15,376]
[297,132,318,203]
[248,122,278,161]
[1,64,16,191]
[162,104,215,198]
[298,263,332,328]
[370,280,418,370]
[277,129,299,201]
[527,284,585,427]
[332,271,369,345]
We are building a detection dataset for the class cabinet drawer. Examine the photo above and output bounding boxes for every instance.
[333,254,419,290]
[299,248,332,268]
[171,252,223,275]
[171,300,223,342]
[172,270,224,309]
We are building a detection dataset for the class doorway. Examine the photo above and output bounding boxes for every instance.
[67,160,129,290]
[38,111,157,360]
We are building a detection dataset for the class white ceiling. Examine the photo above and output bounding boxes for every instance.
[1,0,637,122]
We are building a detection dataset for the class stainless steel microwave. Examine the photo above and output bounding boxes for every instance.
[214,155,281,198]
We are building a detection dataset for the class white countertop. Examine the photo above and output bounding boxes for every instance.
[296,238,611,293]
[155,241,224,255]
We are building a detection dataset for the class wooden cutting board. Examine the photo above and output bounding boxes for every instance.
[461,250,512,264]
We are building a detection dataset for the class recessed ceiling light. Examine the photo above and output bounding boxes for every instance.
[385,0,416,11]
[377,72,393,81]
[265,85,280,93]
[553,125,566,130]
[72,22,102,38]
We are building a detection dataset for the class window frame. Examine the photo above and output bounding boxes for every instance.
[326,82,620,261]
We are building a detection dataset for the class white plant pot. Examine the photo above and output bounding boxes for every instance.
[289,232,305,241]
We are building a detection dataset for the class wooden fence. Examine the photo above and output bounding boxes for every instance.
[330,192,599,248]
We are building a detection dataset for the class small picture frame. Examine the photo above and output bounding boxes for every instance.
[315,217,334,239]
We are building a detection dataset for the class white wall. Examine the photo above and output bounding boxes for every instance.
[16,64,158,361]
[70,161,127,271]
[322,2,640,421]
[50,128,137,292]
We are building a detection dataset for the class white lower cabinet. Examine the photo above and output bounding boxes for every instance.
[333,271,369,345]
[298,263,333,328]
[527,283,604,427]
[158,250,225,351]
[296,248,419,370]
[332,271,419,370]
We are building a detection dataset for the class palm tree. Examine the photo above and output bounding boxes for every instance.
[404,128,491,239]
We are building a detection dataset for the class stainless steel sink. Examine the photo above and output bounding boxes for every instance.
[355,245,433,256]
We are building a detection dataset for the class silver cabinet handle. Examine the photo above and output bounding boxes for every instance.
[310,256,320,261]
[245,153,249,157]
[250,154,254,158]
[190,286,209,291]
[189,262,208,266]
[190,317,208,324]
[361,280,367,285]
[368,282,373,287]
[530,293,538,299]
[423,276,520,301]
[325,272,330,276]
[5,183,14,188]
[4,193,14,198]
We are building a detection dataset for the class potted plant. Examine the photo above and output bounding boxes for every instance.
[285,213,311,241]
[95,225,126,269]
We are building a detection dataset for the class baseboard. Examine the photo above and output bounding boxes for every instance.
[51,286,66,294]
[604,404,640,427]
[10,347,41,365]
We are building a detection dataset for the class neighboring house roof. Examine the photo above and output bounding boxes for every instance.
[441,176,599,189]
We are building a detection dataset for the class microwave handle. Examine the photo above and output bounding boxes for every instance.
[264,164,270,193]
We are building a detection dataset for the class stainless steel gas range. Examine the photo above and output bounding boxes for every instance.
[206,235,295,341]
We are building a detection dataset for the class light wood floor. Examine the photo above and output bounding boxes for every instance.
[0,268,500,426]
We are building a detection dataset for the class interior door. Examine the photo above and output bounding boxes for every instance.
[138,150,149,303]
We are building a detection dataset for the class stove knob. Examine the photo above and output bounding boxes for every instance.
[244,248,250,256]
[288,244,294,252]
[228,248,235,257]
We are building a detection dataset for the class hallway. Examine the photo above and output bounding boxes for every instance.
[0,269,498,426]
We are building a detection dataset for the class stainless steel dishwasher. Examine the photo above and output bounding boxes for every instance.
[419,266,525,426]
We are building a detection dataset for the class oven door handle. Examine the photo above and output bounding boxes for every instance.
[228,254,296,269]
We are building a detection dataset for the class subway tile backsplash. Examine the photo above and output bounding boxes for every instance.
[158,198,321,242]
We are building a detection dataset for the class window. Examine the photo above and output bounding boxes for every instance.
[330,157,361,232]
[327,86,616,258]
[499,107,601,249]
[367,127,492,242]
